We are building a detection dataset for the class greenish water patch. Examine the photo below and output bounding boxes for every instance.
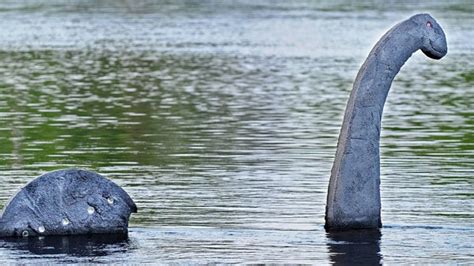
[460,71,474,83]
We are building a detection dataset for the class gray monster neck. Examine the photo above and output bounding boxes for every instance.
[325,20,423,230]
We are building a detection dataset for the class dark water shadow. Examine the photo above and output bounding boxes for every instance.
[326,229,382,265]
[0,233,130,257]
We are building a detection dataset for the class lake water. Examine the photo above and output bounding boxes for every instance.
[0,0,472,264]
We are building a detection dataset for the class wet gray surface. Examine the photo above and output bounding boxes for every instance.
[0,0,472,263]
[0,169,136,237]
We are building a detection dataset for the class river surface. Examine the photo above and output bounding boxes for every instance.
[0,0,472,264]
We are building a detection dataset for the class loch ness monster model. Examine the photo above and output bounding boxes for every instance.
[325,13,447,230]
[0,169,136,237]
[0,14,447,237]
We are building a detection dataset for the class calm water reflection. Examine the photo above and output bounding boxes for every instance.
[0,0,473,264]
[0,234,130,261]
[327,230,382,265]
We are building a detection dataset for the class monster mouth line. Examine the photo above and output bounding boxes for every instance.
[429,40,446,56]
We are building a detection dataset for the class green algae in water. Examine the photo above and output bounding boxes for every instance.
[460,71,474,83]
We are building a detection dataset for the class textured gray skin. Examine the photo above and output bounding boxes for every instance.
[0,169,137,237]
[325,14,447,230]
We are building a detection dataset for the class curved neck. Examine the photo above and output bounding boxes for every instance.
[337,22,421,156]
[325,20,423,230]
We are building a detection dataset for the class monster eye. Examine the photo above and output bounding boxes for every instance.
[426,21,433,28]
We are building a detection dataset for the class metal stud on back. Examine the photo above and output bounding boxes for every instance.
[87,206,95,215]
[107,197,114,205]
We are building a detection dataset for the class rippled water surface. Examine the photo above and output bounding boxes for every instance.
[0,0,473,264]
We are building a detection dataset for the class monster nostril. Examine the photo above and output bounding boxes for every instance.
[426,21,432,28]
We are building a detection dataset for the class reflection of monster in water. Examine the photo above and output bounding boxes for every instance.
[326,230,382,265]
[0,233,130,257]
[0,169,136,237]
